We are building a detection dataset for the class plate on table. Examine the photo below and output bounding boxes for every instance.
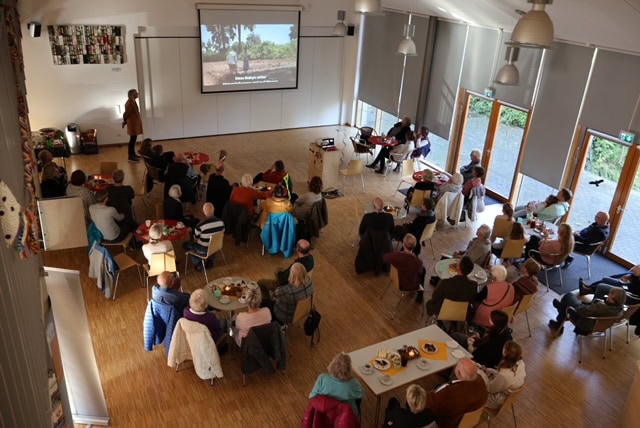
[451,349,465,359]
[238,296,247,304]
[446,340,459,349]
[379,375,393,386]
[416,358,431,370]
[175,222,185,229]
[421,342,439,354]
[247,281,259,290]
[359,364,374,375]
[474,271,487,281]
[373,358,391,371]
[219,296,231,304]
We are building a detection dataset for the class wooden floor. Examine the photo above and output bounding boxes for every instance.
[43,126,637,428]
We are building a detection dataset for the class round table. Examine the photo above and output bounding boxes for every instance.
[135,219,189,243]
[364,202,407,220]
[204,276,254,312]
[183,151,210,166]
[86,174,112,191]
[412,170,448,186]
[435,258,488,285]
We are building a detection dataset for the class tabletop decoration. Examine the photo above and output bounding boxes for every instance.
[418,340,449,361]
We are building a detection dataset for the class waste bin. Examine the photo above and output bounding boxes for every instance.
[65,123,81,154]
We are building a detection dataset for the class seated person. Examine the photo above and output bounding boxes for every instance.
[230,173,269,218]
[149,143,174,174]
[359,197,395,237]
[384,234,426,302]
[515,187,572,222]
[89,189,130,242]
[393,198,436,252]
[183,289,228,355]
[205,161,232,218]
[564,211,610,268]
[262,263,314,325]
[410,126,431,159]
[40,157,67,198]
[506,257,541,302]
[164,153,196,203]
[293,176,323,222]
[367,117,412,173]
[232,288,272,347]
[491,222,527,256]
[525,223,574,266]
[182,202,225,270]
[426,256,477,317]
[254,160,287,185]
[452,224,492,266]
[461,166,485,204]
[355,197,395,275]
[474,265,515,329]
[437,172,464,201]
[384,384,432,427]
[405,170,437,205]
[495,202,515,222]
[309,352,364,417]
[141,224,174,264]
[65,169,96,223]
[387,130,415,173]
[138,138,154,161]
[548,285,626,334]
[460,149,481,184]
[259,184,293,228]
[477,341,526,410]
[106,169,137,229]
[164,184,199,230]
[423,358,488,428]
[258,239,314,294]
[39,149,67,187]
[151,271,190,314]
[452,310,513,369]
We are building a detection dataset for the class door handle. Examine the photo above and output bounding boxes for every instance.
[616,205,625,214]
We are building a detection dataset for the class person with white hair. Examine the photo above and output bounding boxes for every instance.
[183,289,228,355]
[232,288,271,346]
[453,224,492,266]
[182,202,225,271]
[460,149,482,184]
[141,223,174,263]
[229,173,269,217]
[163,184,198,229]
[474,265,516,329]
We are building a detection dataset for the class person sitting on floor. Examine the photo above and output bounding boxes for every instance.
[259,184,293,228]
[473,265,515,329]
[452,310,513,369]
[563,211,610,268]
[164,184,199,230]
[309,352,365,417]
[89,189,130,243]
[384,234,426,303]
[182,202,225,271]
[106,169,138,231]
[460,149,481,184]
[232,288,272,347]
[549,284,625,334]
[477,340,526,410]
[183,289,228,355]
[525,223,574,267]
[505,257,541,302]
[66,169,96,223]
[262,262,314,325]
[152,271,190,314]
[258,239,314,295]
[254,160,288,186]
[426,256,477,317]
[384,384,432,427]
[452,224,492,266]
[141,223,174,264]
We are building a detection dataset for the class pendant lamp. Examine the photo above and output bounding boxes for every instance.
[495,46,520,85]
[510,0,554,48]
[397,14,417,56]
[333,10,347,36]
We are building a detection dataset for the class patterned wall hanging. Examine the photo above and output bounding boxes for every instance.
[48,25,124,65]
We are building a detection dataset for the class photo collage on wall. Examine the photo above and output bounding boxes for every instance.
[47,25,125,65]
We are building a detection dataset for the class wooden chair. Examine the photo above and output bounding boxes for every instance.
[143,251,177,300]
[112,252,143,300]
[154,202,164,220]
[513,293,535,337]
[492,218,514,241]
[339,159,365,193]
[528,250,563,292]
[184,231,226,284]
[408,189,431,212]
[563,307,621,363]
[483,386,524,428]
[100,161,118,175]
[102,232,133,254]
[380,266,424,320]
[430,299,469,331]
[498,238,526,262]
[144,163,164,196]
[289,295,314,346]
[396,159,416,192]
[501,301,519,323]
[458,405,485,428]
[571,241,604,279]
[419,221,437,260]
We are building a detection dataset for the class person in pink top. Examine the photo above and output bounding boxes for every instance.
[474,265,515,329]
[525,223,574,266]
[232,287,272,347]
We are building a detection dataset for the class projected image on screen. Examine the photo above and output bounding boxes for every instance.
[199,9,299,93]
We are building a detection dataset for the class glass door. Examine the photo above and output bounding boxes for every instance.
[568,132,640,265]
[455,94,492,172]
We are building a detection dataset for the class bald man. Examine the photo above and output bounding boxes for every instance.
[424,358,488,428]
[183,202,225,271]
[258,239,314,294]
[564,211,610,268]
[151,271,190,313]
[358,197,395,237]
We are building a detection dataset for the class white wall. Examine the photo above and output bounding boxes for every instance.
[19,0,358,144]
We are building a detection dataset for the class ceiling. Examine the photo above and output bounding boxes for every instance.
[382,0,640,54]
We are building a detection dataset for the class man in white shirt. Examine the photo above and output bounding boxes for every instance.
[226,49,238,75]
[89,189,127,242]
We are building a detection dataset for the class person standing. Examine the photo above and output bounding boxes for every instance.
[122,88,143,163]
[226,49,238,75]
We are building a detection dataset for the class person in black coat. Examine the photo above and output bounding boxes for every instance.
[355,197,394,275]
[393,198,436,254]
[164,184,199,229]
[206,162,232,218]
[384,384,433,427]
[451,310,513,368]
[366,117,412,172]
[426,256,478,316]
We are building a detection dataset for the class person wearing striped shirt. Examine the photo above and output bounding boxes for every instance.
[183,202,225,271]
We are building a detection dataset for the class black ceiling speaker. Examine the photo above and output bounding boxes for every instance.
[28,22,41,38]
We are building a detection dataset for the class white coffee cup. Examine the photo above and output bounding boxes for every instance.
[145,219,151,228]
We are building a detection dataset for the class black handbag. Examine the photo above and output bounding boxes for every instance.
[304,306,322,345]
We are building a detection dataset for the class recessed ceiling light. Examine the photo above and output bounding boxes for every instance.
[437,6,448,13]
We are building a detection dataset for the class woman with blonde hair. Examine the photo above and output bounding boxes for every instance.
[233,288,271,346]
[384,384,432,427]
[122,88,143,162]
[141,223,174,263]
[492,221,528,255]
[474,265,515,329]
[183,289,228,355]
[526,223,575,266]
[229,173,269,217]
[263,263,314,324]
[478,341,526,409]
[309,352,364,416]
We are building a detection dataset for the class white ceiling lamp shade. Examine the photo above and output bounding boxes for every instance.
[397,14,417,56]
[510,0,554,49]
[495,46,520,85]
[333,10,347,36]
[354,0,382,15]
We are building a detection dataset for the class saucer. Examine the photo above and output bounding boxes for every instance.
[416,359,431,370]
[219,296,231,304]
[359,365,374,375]
[379,375,393,386]
[175,223,185,229]
[247,282,259,290]
[446,340,459,349]
[451,349,465,359]
[238,296,247,304]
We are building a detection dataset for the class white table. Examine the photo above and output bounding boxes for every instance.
[203,276,252,313]
[364,202,407,221]
[523,219,558,238]
[348,325,471,426]
[435,258,488,287]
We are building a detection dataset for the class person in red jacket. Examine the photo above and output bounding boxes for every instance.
[253,160,287,185]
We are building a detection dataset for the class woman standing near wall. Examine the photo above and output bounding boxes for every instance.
[122,88,143,162]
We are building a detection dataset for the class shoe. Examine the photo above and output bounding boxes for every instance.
[578,278,593,296]
[447,217,455,226]
[375,169,385,175]
[562,256,574,269]
[393,165,400,172]
[552,298,561,310]
[194,263,203,272]
[430,276,439,286]
[128,156,140,163]
[366,163,377,169]
[415,291,424,303]
[548,320,564,334]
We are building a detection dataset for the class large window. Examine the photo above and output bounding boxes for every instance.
[516,176,557,208]
[424,132,450,171]
[380,111,397,136]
